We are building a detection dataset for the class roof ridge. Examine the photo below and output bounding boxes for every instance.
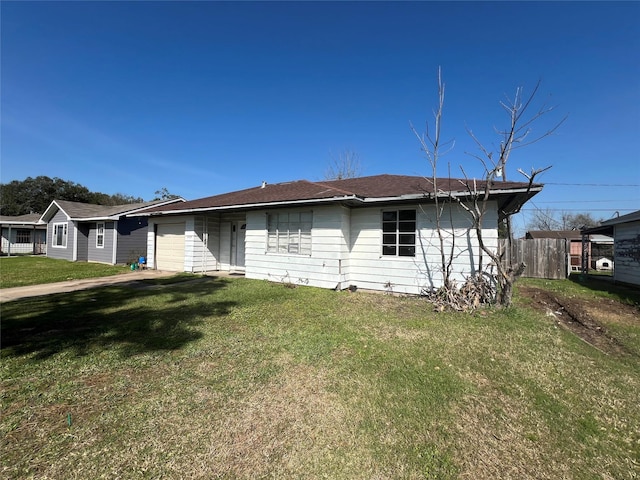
[305,179,357,196]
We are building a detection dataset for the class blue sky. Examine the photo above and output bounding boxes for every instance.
[2,1,639,234]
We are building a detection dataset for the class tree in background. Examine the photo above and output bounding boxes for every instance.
[0,176,143,215]
[527,209,601,231]
[153,187,181,201]
[324,149,363,180]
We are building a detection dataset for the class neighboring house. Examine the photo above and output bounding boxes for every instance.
[583,210,640,286]
[138,174,541,295]
[0,214,47,256]
[39,198,184,265]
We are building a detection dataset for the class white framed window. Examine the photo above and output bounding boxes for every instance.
[53,223,68,248]
[382,209,416,257]
[96,222,105,248]
[267,212,312,255]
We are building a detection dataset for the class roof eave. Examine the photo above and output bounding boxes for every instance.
[39,200,70,223]
[135,195,364,216]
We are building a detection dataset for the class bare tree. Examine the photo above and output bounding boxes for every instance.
[411,68,458,293]
[527,209,600,231]
[324,149,362,180]
[415,74,565,308]
[458,80,565,307]
[527,207,563,230]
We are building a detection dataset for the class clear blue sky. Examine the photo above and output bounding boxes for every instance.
[2,1,639,234]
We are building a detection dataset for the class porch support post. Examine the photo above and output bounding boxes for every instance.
[581,233,589,274]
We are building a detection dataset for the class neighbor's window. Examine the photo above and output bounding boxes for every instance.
[267,212,312,255]
[382,209,416,257]
[16,229,31,244]
[53,223,68,248]
[96,222,105,248]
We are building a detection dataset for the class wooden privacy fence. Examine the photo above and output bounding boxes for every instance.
[499,238,569,279]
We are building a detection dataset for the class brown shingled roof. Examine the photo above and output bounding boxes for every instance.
[142,174,540,214]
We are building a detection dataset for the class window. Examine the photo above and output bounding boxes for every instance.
[382,209,416,257]
[16,229,31,244]
[267,212,312,255]
[53,223,68,248]
[96,222,105,248]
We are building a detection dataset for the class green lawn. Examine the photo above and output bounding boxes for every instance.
[1,275,639,479]
[0,256,130,289]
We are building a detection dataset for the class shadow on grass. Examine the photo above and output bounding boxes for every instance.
[1,277,235,359]
[568,274,640,305]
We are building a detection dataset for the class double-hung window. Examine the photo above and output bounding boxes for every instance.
[53,223,68,248]
[96,222,105,248]
[267,212,312,255]
[382,209,416,257]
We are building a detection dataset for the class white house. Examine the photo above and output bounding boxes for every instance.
[0,214,47,256]
[137,174,542,295]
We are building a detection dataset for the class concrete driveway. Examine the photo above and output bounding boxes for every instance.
[0,270,178,303]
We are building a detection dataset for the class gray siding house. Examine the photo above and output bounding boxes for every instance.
[40,199,184,265]
[138,174,542,295]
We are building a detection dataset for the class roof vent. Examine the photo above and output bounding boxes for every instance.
[261,181,267,188]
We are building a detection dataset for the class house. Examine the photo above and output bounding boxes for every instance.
[137,174,541,295]
[0,214,47,256]
[40,198,184,265]
[583,210,640,286]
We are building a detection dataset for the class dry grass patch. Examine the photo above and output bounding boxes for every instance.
[206,363,368,478]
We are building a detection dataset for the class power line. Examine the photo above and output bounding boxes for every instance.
[544,182,640,187]
[534,199,638,204]
[521,208,637,212]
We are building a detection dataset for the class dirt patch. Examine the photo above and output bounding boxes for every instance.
[518,285,638,357]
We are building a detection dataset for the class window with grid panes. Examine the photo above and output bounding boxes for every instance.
[16,229,31,244]
[96,222,105,248]
[267,212,312,255]
[382,210,416,256]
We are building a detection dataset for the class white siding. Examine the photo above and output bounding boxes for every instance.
[348,202,498,295]
[183,217,197,272]
[245,206,350,289]
[613,221,640,286]
[191,215,219,273]
[244,202,499,294]
[146,200,500,294]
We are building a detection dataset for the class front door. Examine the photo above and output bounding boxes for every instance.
[231,221,246,270]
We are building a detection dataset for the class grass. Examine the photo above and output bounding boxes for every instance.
[1,274,639,479]
[0,256,130,289]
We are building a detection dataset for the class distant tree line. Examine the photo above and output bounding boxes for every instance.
[0,176,144,216]
[526,208,601,231]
